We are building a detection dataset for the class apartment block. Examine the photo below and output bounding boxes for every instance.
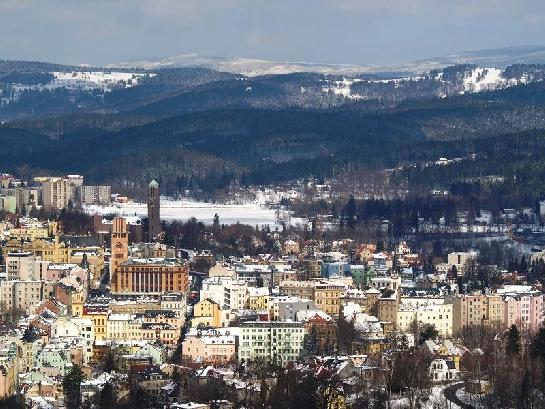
[76,185,111,205]
[238,321,304,363]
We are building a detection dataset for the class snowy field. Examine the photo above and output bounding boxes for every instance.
[84,199,305,227]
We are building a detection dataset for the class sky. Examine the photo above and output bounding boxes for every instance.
[0,0,544,66]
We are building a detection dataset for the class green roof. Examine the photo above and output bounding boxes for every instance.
[149,179,159,188]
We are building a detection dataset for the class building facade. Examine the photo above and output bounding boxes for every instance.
[238,321,304,363]
[111,258,189,298]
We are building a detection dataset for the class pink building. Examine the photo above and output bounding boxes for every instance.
[499,286,544,332]
[44,264,88,286]
[182,333,236,364]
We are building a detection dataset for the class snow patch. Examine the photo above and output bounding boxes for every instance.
[322,78,365,99]
[84,199,305,227]
[50,71,154,91]
[462,67,504,93]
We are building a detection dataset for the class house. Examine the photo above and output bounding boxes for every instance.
[19,370,59,401]
[297,310,337,353]
[192,299,222,328]
[130,364,169,397]
[182,331,237,364]
[246,287,270,311]
[425,339,461,383]
[429,358,459,382]
[135,343,168,365]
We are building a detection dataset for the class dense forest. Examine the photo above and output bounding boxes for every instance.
[3,61,545,205]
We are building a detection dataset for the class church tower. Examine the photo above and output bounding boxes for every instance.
[110,217,128,292]
[148,179,161,241]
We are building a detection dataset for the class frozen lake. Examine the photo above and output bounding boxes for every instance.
[84,199,305,227]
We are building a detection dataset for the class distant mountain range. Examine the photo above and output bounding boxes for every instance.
[2,58,545,122]
[110,46,545,76]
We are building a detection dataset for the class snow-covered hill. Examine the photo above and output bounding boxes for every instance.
[49,71,154,90]
[110,46,545,77]
[322,65,542,100]
[1,70,154,107]
[110,53,376,77]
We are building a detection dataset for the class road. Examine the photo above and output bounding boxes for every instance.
[443,383,474,409]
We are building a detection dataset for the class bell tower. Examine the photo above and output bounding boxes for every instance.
[110,217,128,291]
[148,179,161,241]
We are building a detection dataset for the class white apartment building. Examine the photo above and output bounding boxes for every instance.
[76,185,111,206]
[238,321,304,363]
[447,251,477,275]
[5,251,34,280]
[396,302,453,336]
[53,316,95,363]
[0,280,55,314]
[200,277,247,311]
[40,175,83,210]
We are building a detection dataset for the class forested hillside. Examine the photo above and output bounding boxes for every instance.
[2,60,545,203]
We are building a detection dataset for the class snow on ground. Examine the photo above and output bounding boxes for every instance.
[462,67,505,93]
[8,71,155,97]
[370,75,425,85]
[84,199,305,227]
[322,78,365,99]
[321,66,534,100]
[427,385,462,409]
[389,385,462,409]
[456,386,487,408]
[50,71,154,91]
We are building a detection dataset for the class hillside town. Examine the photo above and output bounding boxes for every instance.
[0,175,542,408]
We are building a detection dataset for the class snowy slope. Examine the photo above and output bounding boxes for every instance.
[111,54,376,77]
[110,46,545,77]
[321,65,541,100]
[51,71,152,90]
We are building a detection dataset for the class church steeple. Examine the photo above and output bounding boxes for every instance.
[147,179,161,241]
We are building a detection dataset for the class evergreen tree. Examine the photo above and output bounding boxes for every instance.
[506,325,522,356]
[418,324,439,345]
[302,325,319,357]
[63,365,84,409]
[346,195,357,229]
[259,379,269,407]
[97,382,116,409]
[21,326,38,343]
[103,350,117,373]
[530,326,545,360]
[128,385,149,409]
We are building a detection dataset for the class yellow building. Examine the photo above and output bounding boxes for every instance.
[452,293,504,333]
[314,282,346,316]
[2,235,104,278]
[0,357,16,399]
[141,323,179,346]
[377,291,399,324]
[279,280,315,300]
[106,313,133,340]
[246,287,269,311]
[54,282,85,317]
[83,309,108,340]
[278,280,348,316]
[191,299,222,328]
[9,226,49,241]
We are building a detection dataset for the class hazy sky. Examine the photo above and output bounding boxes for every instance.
[0,0,544,66]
